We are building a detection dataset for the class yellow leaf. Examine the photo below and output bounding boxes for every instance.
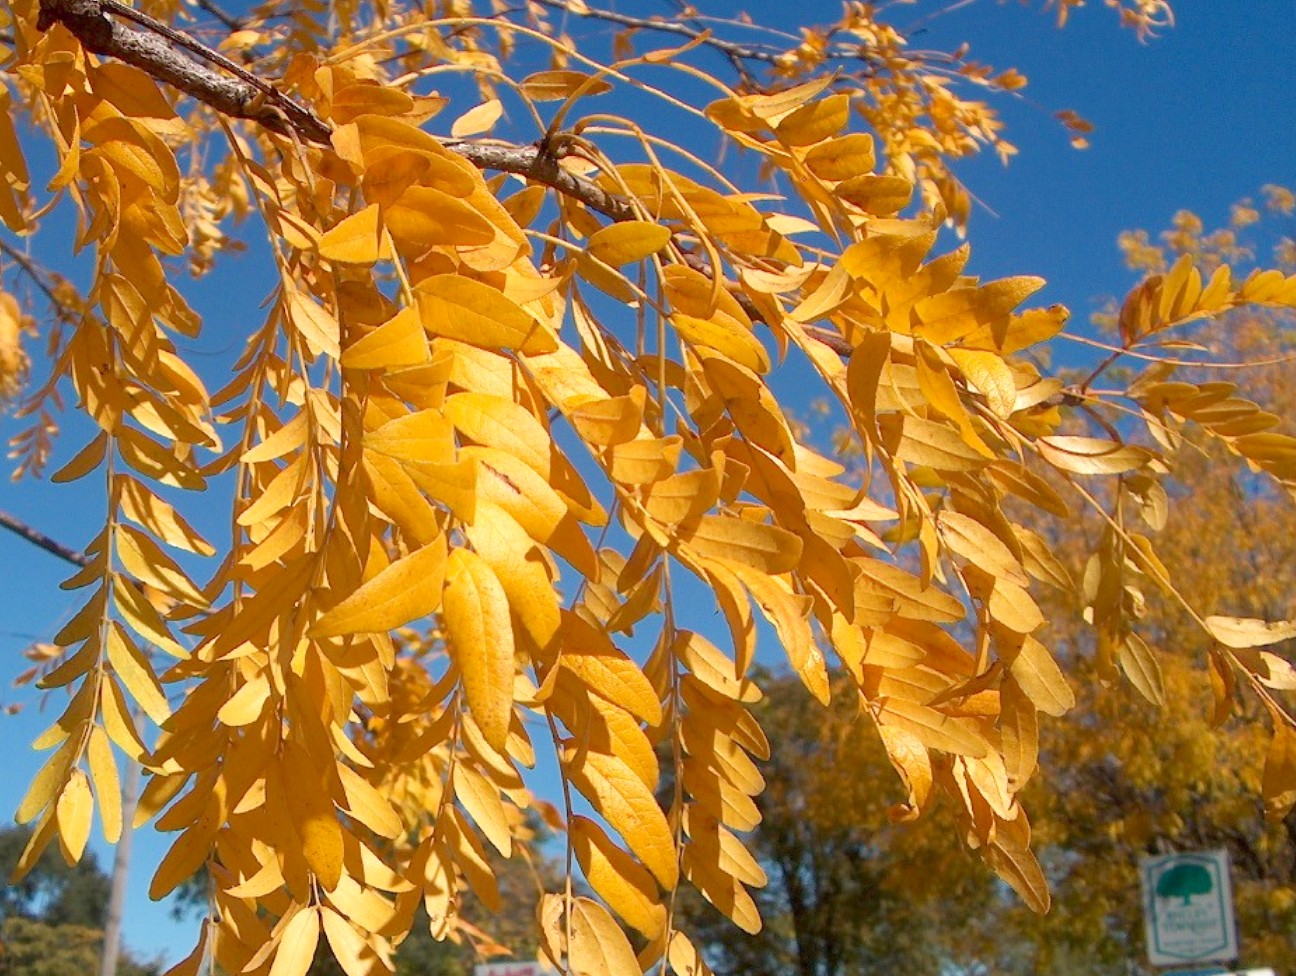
[336,762,403,839]
[776,93,850,146]
[803,132,875,181]
[320,907,376,976]
[383,186,495,247]
[1002,635,1074,717]
[559,612,663,725]
[672,313,771,374]
[269,907,321,976]
[587,221,672,266]
[310,534,447,637]
[55,769,93,863]
[520,69,614,101]
[342,306,430,369]
[565,747,677,888]
[450,98,503,138]
[1118,632,1165,707]
[87,726,122,843]
[444,392,551,477]
[570,896,642,976]
[949,348,1017,419]
[683,515,802,574]
[416,275,557,355]
[106,622,170,723]
[1263,721,1296,821]
[282,745,343,891]
[571,815,666,939]
[1205,615,1296,649]
[319,204,389,264]
[443,548,516,751]
[873,698,988,757]
[454,763,512,856]
[51,432,107,483]
[364,409,456,465]
[1037,436,1152,475]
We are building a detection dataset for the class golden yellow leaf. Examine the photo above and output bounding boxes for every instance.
[310,534,447,637]
[803,132,876,181]
[319,204,389,264]
[106,622,170,723]
[450,98,503,138]
[444,392,551,476]
[282,744,344,891]
[587,221,673,266]
[571,815,666,939]
[1118,633,1165,707]
[55,768,93,863]
[1263,721,1296,821]
[560,612,663,725]
[51,431,107,483]
[416,275,557,355]
[520,69,614,101]
[454,763,512,857]
[776,93,850,146]
[364,409,456,465]
[1205,614,1296,648]
[342,306,430,369]
[269,907,321,976]
[565,746,677,888]
[443,548,516,751]
[87,726,122,844]
[336,762,403,839]
[1037,436,1152,475]
[570,896,642,976]
[1002,635,1074,717]
[683,516,802,575]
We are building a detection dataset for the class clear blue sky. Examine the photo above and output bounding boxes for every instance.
[0,1,1292,968]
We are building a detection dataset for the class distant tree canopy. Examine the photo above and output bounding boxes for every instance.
[0,2,1294,976]
[0,825,159,976]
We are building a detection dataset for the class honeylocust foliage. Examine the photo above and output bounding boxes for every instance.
[1,2,1294,975]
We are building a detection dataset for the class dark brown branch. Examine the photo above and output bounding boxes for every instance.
[443,140,638,224]
[37,0,331,144]
[0,509,92,568]
[37,0,857,358]
[531,0,873,69]
[191,0,244,32]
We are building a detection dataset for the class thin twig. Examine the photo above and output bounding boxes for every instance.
[0,509,92,568]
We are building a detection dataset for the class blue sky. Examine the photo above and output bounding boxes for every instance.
[0,1,1293,968]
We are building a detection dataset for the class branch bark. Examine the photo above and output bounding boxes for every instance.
[0,509,92,568]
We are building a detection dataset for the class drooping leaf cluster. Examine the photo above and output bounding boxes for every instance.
[1,2,1294,976]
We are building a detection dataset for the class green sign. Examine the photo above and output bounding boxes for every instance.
[1140,850,1237,967]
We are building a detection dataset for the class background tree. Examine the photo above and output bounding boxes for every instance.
[0,2,1293,976]
[0,825,160,976]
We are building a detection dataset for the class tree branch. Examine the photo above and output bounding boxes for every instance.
[37,0,331,144]
[36,0,858,359]
[0,509,92,568]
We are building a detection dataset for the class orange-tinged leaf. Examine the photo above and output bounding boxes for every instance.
[571,815,666,939]
[310,534,447,637]
[672,313,771,374]
[587,221,672,266]
[416,275,557,355]
[443,548,516,751]
[1263,721,1296,821]
[342,306,430,369]
[319,204,389,264]
[1003,635,1074,717]
[384,186,495,246]
[560,612,662,725]
[282,745,343,891]
[566,746,677,888]
[803,132,876,181]
[1037,436,1151,475]
[521,69,614,101]
[51,432,107,483]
